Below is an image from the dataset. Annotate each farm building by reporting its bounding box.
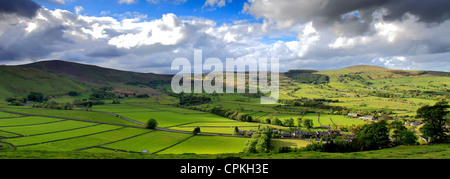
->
[359,115,377,121]
[248,130,256,136]
[315,131,330,138]
[237,130,247,135]
[293,129,343,139]
[281,132,293,138]
[293,130,315,138]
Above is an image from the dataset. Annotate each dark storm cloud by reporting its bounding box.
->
[308,0,450,24]
[382,0,450,24]
[0,25,72,62]
[245,0,450,36]
[0,0,41,18]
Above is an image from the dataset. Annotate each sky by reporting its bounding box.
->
[0,0,450,74]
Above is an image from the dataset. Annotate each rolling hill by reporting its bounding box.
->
[0,65,88,98]
[19,60,173,85]
[315,65,450,80]
[1,60,449,103]
[0,60,174,99]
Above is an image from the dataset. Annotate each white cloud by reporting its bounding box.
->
[118,0,137,5]
[372,56,413,70]
[108,13,188,48]
[203,0,231,10]
[74,6,83,15]
[81,23,108,39]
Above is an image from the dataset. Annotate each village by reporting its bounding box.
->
[235,126,351,140]
[233,112,430,141]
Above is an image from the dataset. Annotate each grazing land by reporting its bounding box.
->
[0,61,449,159]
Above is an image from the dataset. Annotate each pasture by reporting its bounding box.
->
[0,98,323,155]
[0,110,252,154]
[159,135,249,154]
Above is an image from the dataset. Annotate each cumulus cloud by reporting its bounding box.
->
[243,0,450,35]
[118,0,137,5]
[108,13,188,48]
[202,0,232,11]
[239,0,450,71]
[1,0,450,73]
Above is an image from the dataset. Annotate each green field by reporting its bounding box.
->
[1,143,448,159]
[0,107,140,126]
[0,98,320,155]
[0,111,21,118]
[0,116,64,127]
[1,62,448,159]
[95,131,192,153]
[159,135,249,154]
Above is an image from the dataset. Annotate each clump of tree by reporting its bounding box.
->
[112,99,120,104]
[351,120,391,151]
[193,127,201,135]
[67,91,80,96]
[244,128,272,153]
[90,87,115,100]
[271,117,282,126]
[146,119,158,129]
[390,121,418,146]
[210,107,254,122]
[180,94,211,105]
[5,97,26,106]
[234,127,240,135]
[302,119,314,129]
[136,94,150,98]
[283,118,295,127]
[417,100,449,144]
[32,101,74,110]
[6,91,47,106]
[27,92,45,102]
[236,113,253,122]
[73,99,105,108]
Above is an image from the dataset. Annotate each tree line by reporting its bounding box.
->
[210,107,254,122]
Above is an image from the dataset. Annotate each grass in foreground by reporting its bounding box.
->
[0,144,448,159]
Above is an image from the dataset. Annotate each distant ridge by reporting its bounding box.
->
[315,65,450,80]
[18,60,173,85]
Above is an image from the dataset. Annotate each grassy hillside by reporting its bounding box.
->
[19,60,173,86]
[0,60,175,101]
[316,65,450,80]
[1,143,448,159]
[279,65,450,118]
[0,65,88,98]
